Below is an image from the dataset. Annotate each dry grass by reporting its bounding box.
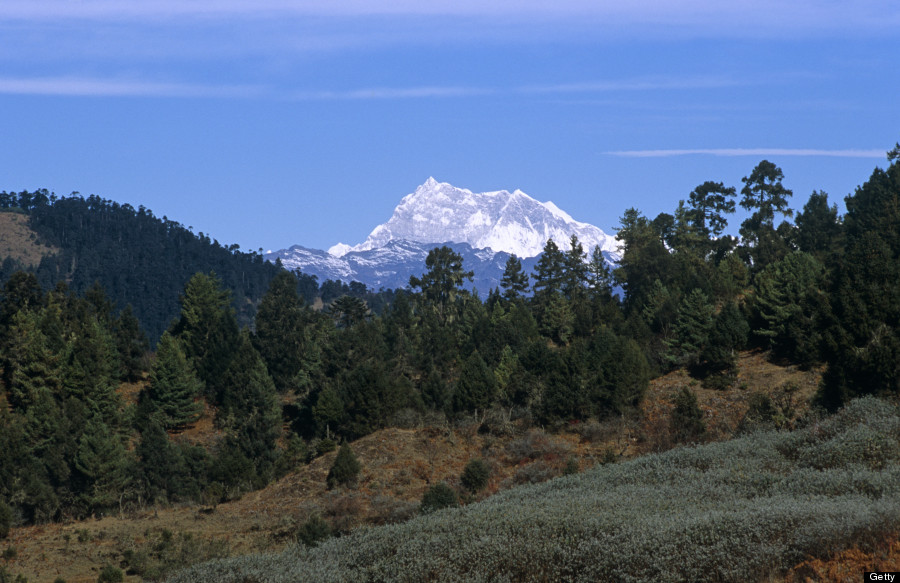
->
[0,211,57,267]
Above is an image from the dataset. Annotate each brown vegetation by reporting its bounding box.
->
[0,212,57,267]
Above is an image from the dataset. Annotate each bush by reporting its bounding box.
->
[670,387,706,443]
[420,482,458,514]
[326,443,361,489]
[97,564,123,583]
[297,514,331,548]
[460,459,490,493]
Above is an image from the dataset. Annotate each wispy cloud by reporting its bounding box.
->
[607,148,887,159]
[290,86,494,100]
[0,76,262,98]
[3,0,898,36]
[0,73,744,100]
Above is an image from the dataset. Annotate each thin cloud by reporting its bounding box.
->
[290,86,494,100]
[608,148,886,159]
[3,1,898,36]
[0,76,262,98]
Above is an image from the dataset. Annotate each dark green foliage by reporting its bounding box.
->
[0,501,11,539]
[170,272,240,402]
[686,180,737,242]
[216,333,281,488]
[144,332,203,430]
[452,351,496,414]
[699,301,748,387]
[460,459,490,493]
[297,514,332,547]
[97,564,123,583]
[420,482,458,514]
[753,251,827,366]
[795,190,841,262]
[327,295,368,328]
[408,246,473,324]
[252,270,310,393]
[327,443,361,489]
[1,193,280,342]
[820,155,900,409]
[111,305,149,382]
[738,160,794,271]
[665,289,714,370]
[670,387,706,443]
[531,239,565,300]
[500,254,529,300]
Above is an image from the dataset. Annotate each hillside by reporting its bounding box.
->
[1,193,281,340]
[169,397,900,582]
[2,352,883,583]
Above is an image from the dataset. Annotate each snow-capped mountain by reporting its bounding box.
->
[328,177,617,259]
[266,178,617,292]
[269,241,541,294]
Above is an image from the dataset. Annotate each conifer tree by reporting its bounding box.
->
[327,442,361,489]
[820,151,900,408]
[500,255,529,301]
[217,332,281,487]
[452,350,496,414]
[253,270,307,392]
[145,332,203,430]
[171,272,240,401]
[666,289,714,370]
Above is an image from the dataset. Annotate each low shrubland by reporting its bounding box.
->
[169,397,900,583]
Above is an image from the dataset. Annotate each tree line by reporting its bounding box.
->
[1,147,899,530]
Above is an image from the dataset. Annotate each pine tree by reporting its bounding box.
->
[74,418,132,513]
[819,152,900,408]
[452,350,496,415]
[532,239,565,300]
[666,289,714,370]
[409,246,473,324]
[500,255,529,301]
[218,333,282,487]
[753,251,826,366]
[145,332,203,430]
[738,160,794,271]
[327,442,361,489]
[171,272,240,401]
[253,270,307,392]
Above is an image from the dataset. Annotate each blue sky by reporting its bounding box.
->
[1,1,898,253]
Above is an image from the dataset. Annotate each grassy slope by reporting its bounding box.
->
[0,211,57,267]
[169,397,900,583]
[0,353,886,582]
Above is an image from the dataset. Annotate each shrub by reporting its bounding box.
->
[326,443,361,489]
[297,515,331,548]
[420,482,458,514]
[96,564,123,583]
[460,459,490,493]
[670,387,706,443]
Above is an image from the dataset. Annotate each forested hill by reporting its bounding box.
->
[0,191,285,340]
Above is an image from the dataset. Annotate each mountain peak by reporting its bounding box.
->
[329,178,616,259]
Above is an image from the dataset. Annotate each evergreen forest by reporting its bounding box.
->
[1,147,899,546]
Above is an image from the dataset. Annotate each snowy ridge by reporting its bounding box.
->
[267,177,619,293]
[328,177,616,258]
